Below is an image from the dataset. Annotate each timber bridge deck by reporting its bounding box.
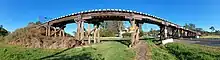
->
[41,9,201,47]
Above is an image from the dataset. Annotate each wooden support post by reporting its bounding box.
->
[46,26,48,36]
[135,27,140,44]
[93,24,97,43]
[76,21,81,40]
[59,29,62,37]
[80,21,84,43]
[62,30,65,37]
[54,27,57,37]
[48,26,51,37]
[130,19,136,47]
[88,24,91,44]
[160,25,168,40]
[97,28,100,43]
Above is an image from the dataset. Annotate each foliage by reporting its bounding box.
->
[209,26,215,32]
[165,43,220,60]
[122,32,131,37]
[0,42,135,60]
[101,21,124,34]
[100,29,115,37]
[147,28,160,37]
[184,23,196,30]
[145,40,177,60]
[0,25,9,36]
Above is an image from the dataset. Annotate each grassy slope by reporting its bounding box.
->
[166,43,220,60]
[145,40,177,60]
[0,42,135,60]
[200,35,220,38]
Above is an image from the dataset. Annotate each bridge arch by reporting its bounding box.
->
[43,9,200,47]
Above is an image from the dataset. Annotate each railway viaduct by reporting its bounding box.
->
[42,9,201,47]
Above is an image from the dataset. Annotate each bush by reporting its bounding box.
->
[122,33,131,38]
[0,26,9,36]
[100,29,115,37]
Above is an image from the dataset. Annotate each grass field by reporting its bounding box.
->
[145,40,177,60]
[1,38,220,60]
[200,35,220,38]
[165,43,220,60]
[0,42,135,60]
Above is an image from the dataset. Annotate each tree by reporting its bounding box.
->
[184,23,196,30]
[195,28,203,32]
[0,25,9,36]
[101,21,124,34]
[209,26,215,32]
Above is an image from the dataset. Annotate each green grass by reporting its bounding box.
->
[165,43,220,60]
[145,40,177,60]
[0,42,135,60]
[200,35,220,38]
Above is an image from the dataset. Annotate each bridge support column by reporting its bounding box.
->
[48,25,51,36]
[129,18,140,47]
[53,27,57,37]
[76,19,85,44]
[177,29,181,38]
[160,25,168,40]
[87,23,91,44]
[93,23,100,43]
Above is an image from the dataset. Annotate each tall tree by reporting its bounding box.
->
[0,25,9,36]
[184,23,196,30]
[101,21,124,34]
[209,26,215,32]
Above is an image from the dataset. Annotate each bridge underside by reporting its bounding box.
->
[42,9,200,47]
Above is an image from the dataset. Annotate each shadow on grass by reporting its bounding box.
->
[45,52,104,60]
[38,48,72,60]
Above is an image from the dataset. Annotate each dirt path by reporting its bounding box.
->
[133,40,151,60]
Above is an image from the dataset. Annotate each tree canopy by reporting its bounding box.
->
[0,25,9,36]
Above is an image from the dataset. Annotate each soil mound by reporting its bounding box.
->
[5,24,81,49]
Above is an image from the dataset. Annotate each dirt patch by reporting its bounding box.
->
[4,24,82,49]
[133,40,151,60]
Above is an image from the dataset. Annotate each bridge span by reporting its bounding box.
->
[42,9,201,47]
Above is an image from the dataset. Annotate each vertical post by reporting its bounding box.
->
[97,28,100,43]
[54,27,57,37]
[178,29,181,38]
[59,28,62,37]
[88,23,91,44]
[80,20,84,43]
[160,25,167,40]
[135,27,140,43]
[62,30,65,37]
[130,18,136,47]
[46,26,48,36]
[93,24,97,43]
[76,21,81,40]
[48,26,51,37]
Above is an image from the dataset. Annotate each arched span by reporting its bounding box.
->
[43,9,199,34]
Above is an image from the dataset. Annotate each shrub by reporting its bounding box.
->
[100,29,115,37]
[122,33,131,38]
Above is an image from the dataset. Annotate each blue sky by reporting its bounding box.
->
[0,0,220,34]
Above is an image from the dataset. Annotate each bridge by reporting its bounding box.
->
[42,9,201,47]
